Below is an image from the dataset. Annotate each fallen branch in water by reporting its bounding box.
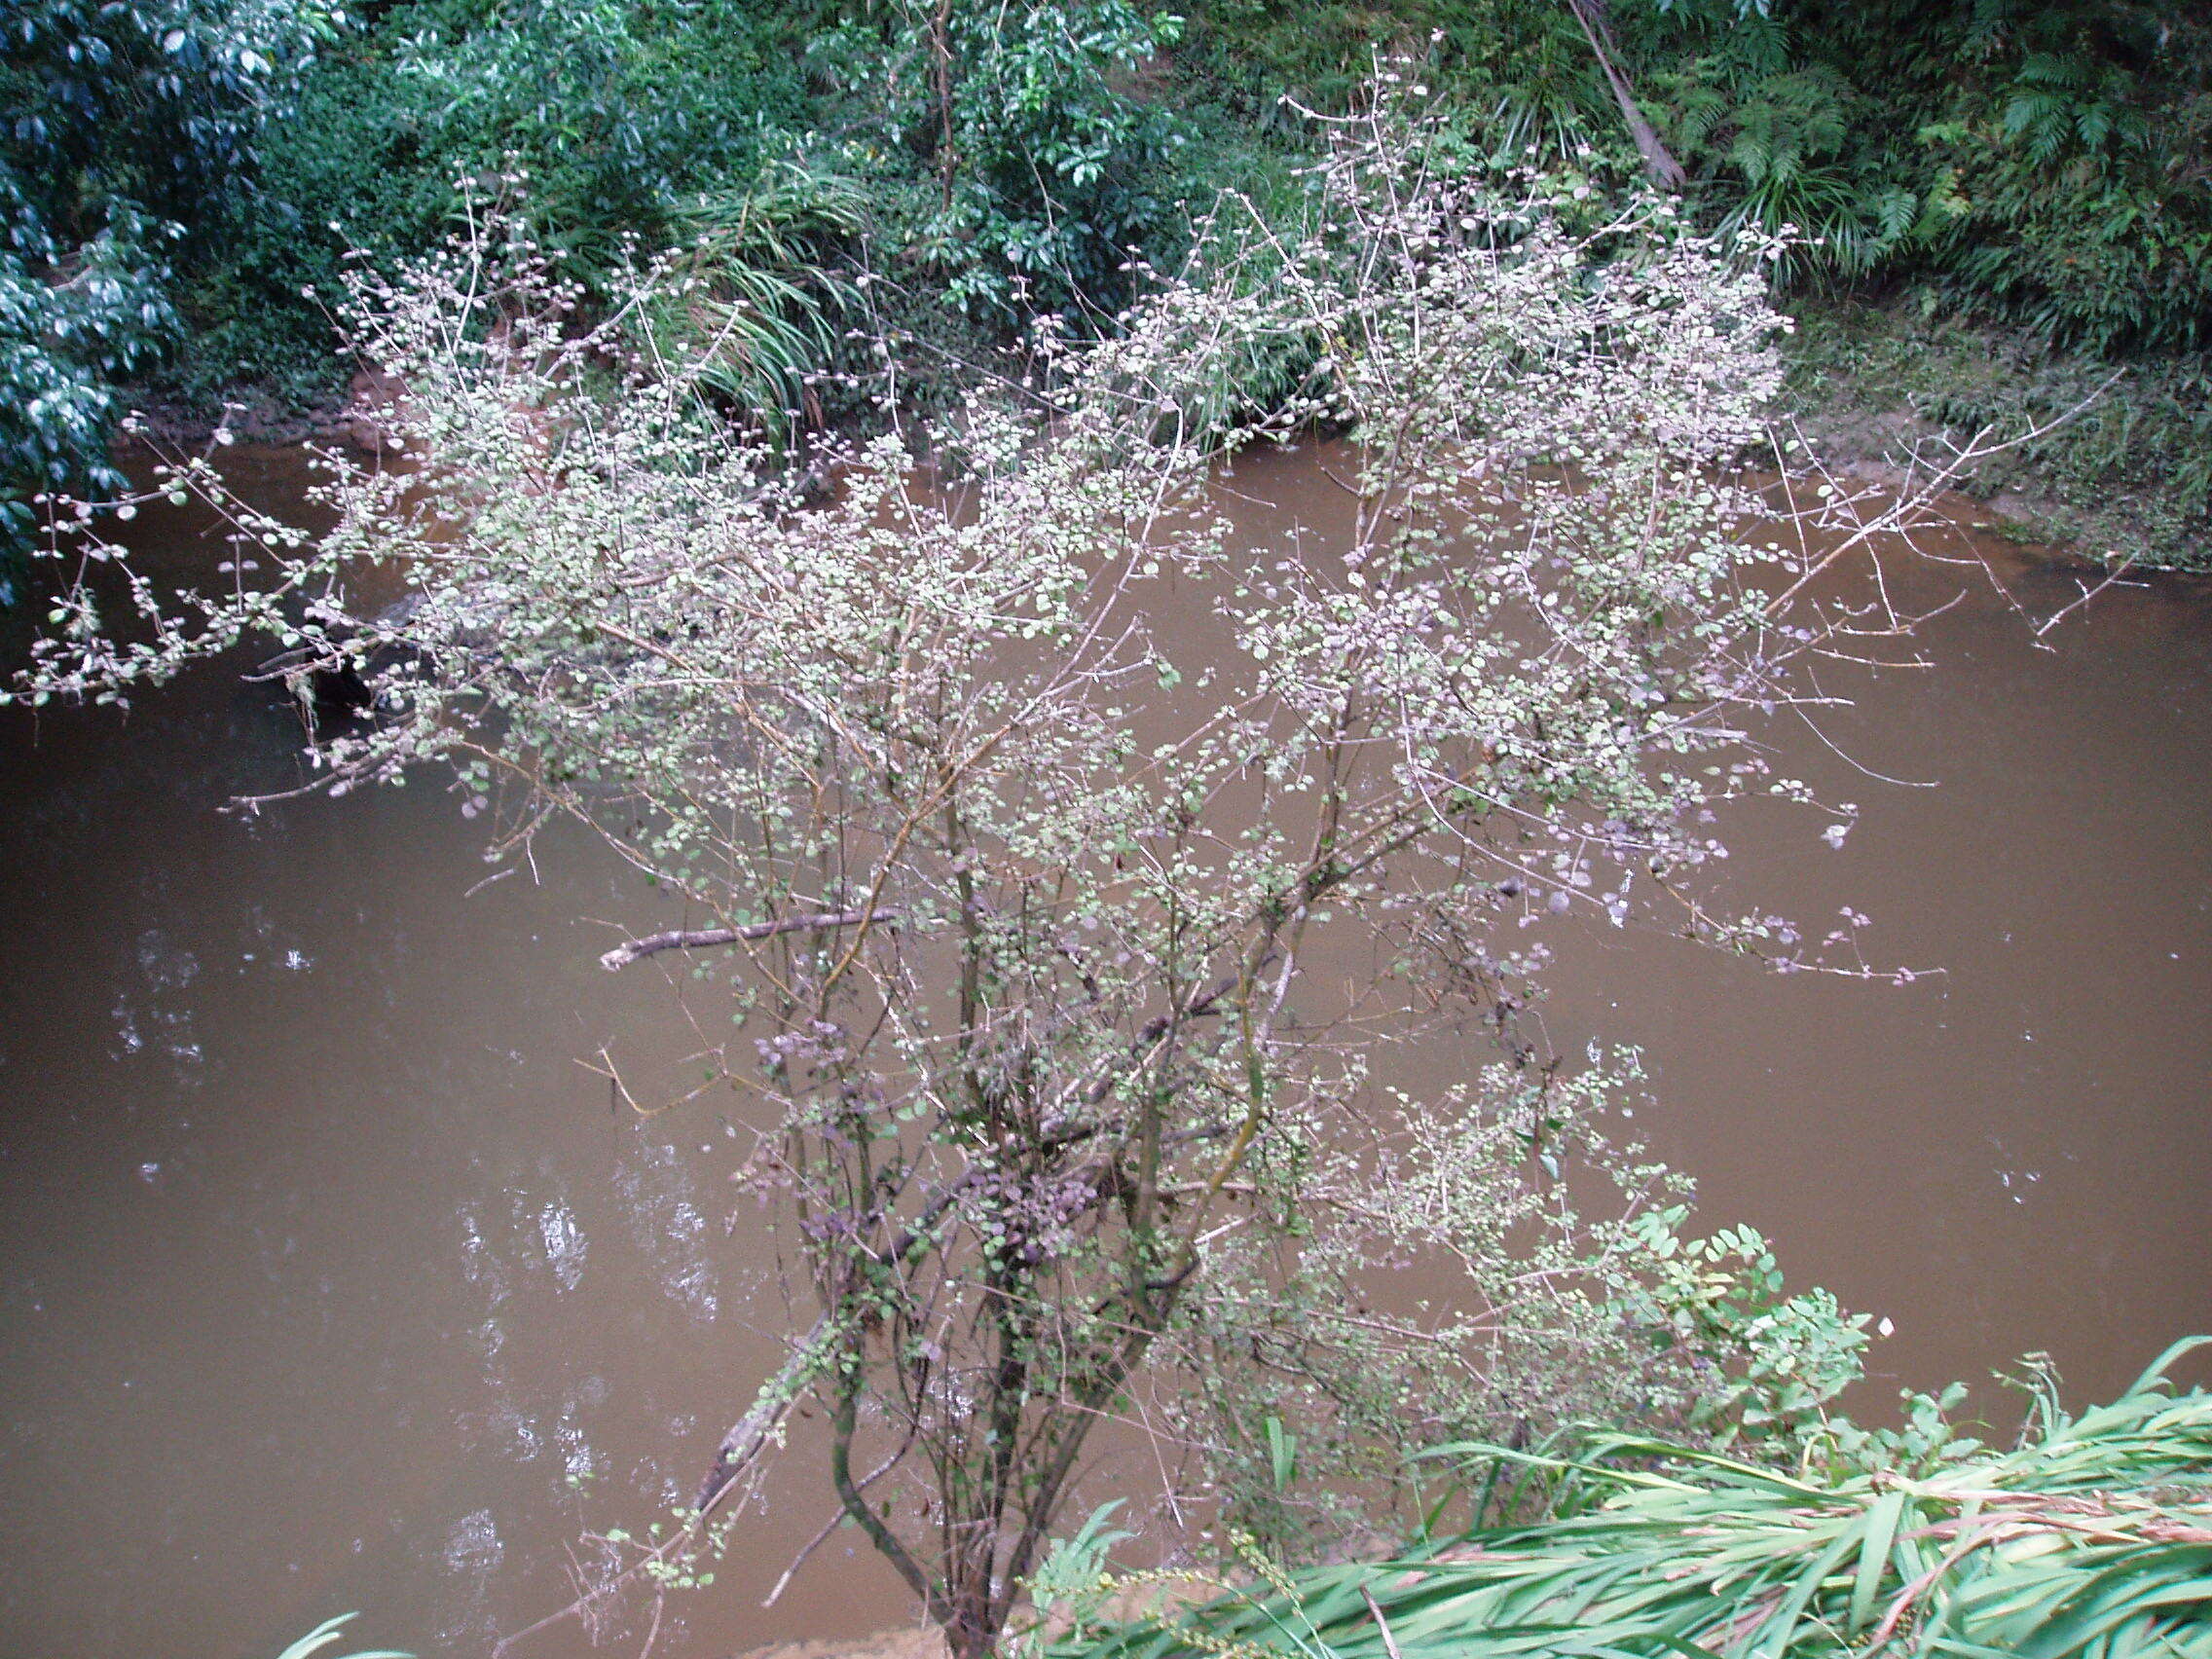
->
[599,908,901,971]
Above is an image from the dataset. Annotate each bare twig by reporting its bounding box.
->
[600,908,903,972]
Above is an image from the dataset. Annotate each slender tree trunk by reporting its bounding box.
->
[932,0,958,206]
[1563,0,1688,190]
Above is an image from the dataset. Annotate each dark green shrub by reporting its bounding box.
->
[808,0,1188,324]
[181,0,815,398]
[0,0,334,558]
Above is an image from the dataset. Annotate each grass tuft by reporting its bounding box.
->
[1062,1339,2212,1659]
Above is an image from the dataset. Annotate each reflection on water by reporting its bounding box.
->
[0,445,2208,1657]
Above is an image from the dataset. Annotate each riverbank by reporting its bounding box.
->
[1780,302,2212,575]
[125,307,2205,588]
[121,365,407,457]
[729,1630,945,1659]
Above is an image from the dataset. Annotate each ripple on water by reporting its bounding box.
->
[614,1141,721,1323]
[536,1198,587,1291]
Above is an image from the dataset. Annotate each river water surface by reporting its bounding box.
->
[1,444,2208,1658]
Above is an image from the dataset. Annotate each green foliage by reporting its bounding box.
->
[1060,1339,2212,1659]
[1175,0,1436,116]
[651,152,869,444]
[1919,106,2212,355]
[1,0,334,232]
[1620,1205,1870,1450]
[273,1612,408,1659]
[0,0,335,553]
[1637,1,2212,351]
[1178,0,1612,159]
[0,217,176,579]
[375,0,803,272]
[179,0,1209,397]
[1183,0,2211,354]
[171,46,452,399]
[183,0,813,397]
[1021,1501,1140,1659]
[811,0,1188,321]
[1908,7,2209,354]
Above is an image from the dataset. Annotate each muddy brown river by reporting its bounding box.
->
[1,444,2208,1658]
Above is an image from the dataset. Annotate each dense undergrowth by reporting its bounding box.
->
[1046,1340,2212,1659]
[6,0,2209,570]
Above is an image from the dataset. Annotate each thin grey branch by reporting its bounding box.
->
[600,908,902,972]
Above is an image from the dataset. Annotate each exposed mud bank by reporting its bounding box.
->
[121,366,405,456]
